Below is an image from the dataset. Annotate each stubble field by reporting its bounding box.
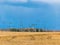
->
[0,31,60,45]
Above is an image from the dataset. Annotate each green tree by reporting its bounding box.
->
[10,28,20,32]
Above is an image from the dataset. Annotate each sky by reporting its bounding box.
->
[0,0,60,3]
[32,0,60,3]
[5,0,60,3]
[0,0,60,30]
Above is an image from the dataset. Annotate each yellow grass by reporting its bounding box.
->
[0,31,60,45]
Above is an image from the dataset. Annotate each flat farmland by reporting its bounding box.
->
[0,32,60,45]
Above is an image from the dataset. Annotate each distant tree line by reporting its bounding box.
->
[8,28,53,32]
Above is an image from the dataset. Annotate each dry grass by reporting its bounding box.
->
[0,31,60,45]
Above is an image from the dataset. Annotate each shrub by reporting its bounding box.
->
[40,29,44,32]
[10,28,20,32]
[36,29,39,32]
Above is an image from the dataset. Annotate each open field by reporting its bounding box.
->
[0,32,60,45]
